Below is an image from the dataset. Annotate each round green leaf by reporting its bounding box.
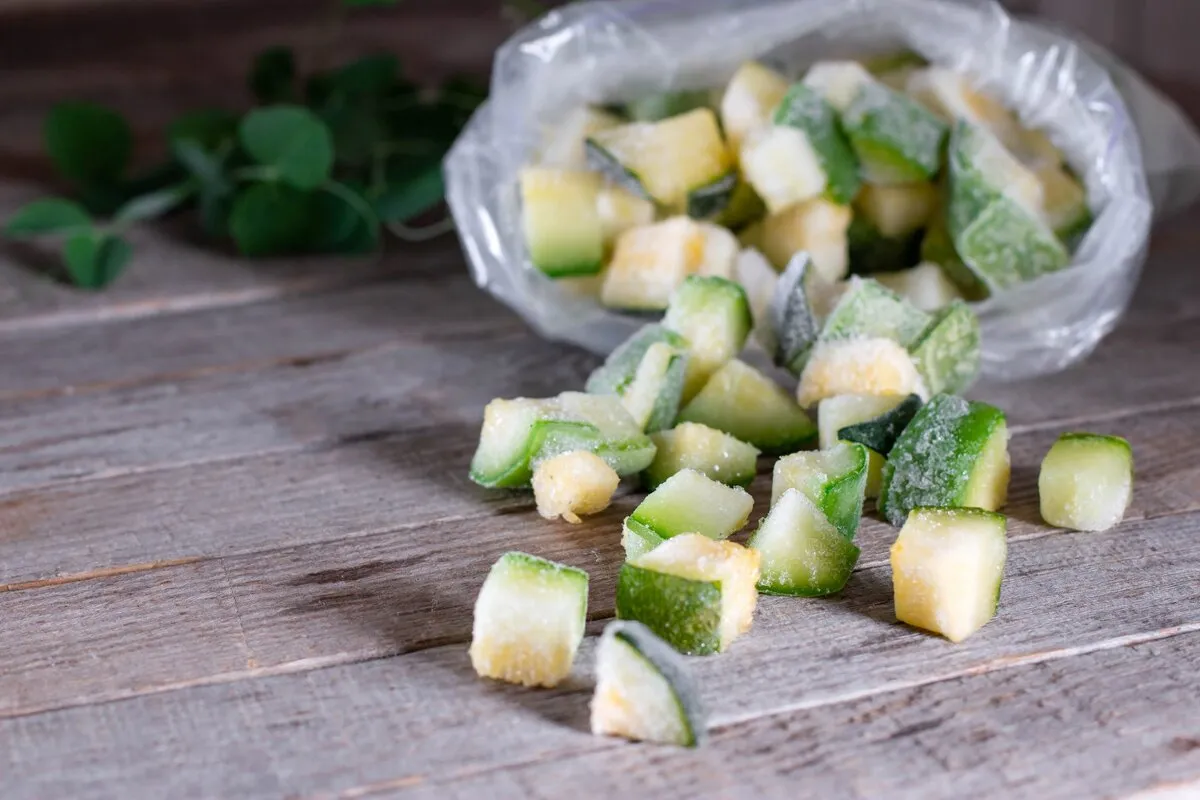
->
[229,182,317,256]
[4,198,91,237]
[169,110,239,151]
[45,102,132,186]
[238,106,335,190]
[63,232,132,289]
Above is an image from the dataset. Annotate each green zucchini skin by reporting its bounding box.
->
[837,393,923,455]
[615,563,723,656]
[772,83,862,205]
[686,171,739,220]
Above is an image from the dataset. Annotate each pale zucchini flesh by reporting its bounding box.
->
[771,441,869,540]
[532,451,620,524]
[872,262,965,312]
[520,168,605,277]
[720,61,792,152]
[772,83,862,205]
[739,125,829,214]
[797,338,927,409]
[600,217,706,311]
[586,324,688,433]
[758,198,853,282]
[644,422,761,490]
[750,488,861,596]
[663,275,753,403]
[1038,433,1133,532]
[629,468,754,542]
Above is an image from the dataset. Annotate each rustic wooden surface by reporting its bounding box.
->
[1,1,1200,798]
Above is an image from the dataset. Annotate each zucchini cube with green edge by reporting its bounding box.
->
[601,218,737,311]
[679,359,817,456]
[768,252,847,376]
[855,182,939,239]
[714,179,768,230]
[663,275,752,402]
[590,620,706,747]
[1037,163,1092,246]
[628,468,754,545]
[520,168,604,277]
[872,262,965,313]
[720,61,791,152]
[538,106,622,169]
[880,394,1010,527]
[759,197,853,281]
[819,393,920,498]
[820,276,932,349]
[469,552,589,687]
[597,184,656,253]
[616,534,761,655]
[772,83,862,205]
[586,324,688,433]
[771,442,869,539]
[891,507,1007,643]
[644,423,760,491]
[739,126,828,214]
[921,208,990,302]
[797,338,927,408]
[585,108,735,214]
[532,451,620,524]
[750,488,861,596]
[1039,433,1133,532]
[469,392,656,489]
[909,300,981,396]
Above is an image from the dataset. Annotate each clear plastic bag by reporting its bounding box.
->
[445,0,1200,381]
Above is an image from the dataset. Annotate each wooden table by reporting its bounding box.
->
[0,195,1197,797]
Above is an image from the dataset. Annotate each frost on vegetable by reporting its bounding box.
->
[644,422,761,490]
[771,442,869,540]
[797,337,926,409]
[586,324,688,432]
[532,451,620,524]
[680,359,817,455]
[1039,433,1133,532]
[749,488,861,597]
[628,468,754,544]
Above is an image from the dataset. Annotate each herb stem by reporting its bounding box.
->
[387,216,456,242]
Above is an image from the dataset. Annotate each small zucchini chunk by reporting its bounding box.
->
[734,247,779,338]
[597,184,657,254]
[759,197,854,282]
[818,393,919,498]
[947,121,1068,292]
[586,108,735,214]
[739,125,828,214]
[771,441,869,540]
[904,67,1016,142]
[749,488,861,597]
[520,168,605,277]
[855,181,939,240]
[871,262,965,312]
[797,338,927,409]
[469,392,656,489]
[616,534,761,655]
[720,61,792,152]
[820,276,933,350]
[921,207,990,302]
[623,468,754,559]
[1038,433,1133,532]
[772,83,862,205]
[909,300,981,396]
[644,422,760,491]
[679,359,817,456]
[591,620,707,747]
[538,106,623,169]
[586,324,688,433]
[663,275,753,402]
[768,252,846,376]
[469,552,589,687]
[1037,163,1092,247]
[805,61,948,185]
[600,217,736,311]
[880,394,1010,527]
[532,451,621,524]
[891,507,1007,643]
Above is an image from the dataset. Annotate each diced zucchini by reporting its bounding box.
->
[856,182,939,239]
[768,252,826,374]
[891,507,1007,643]
[834,393,923,455]
[749,488,861,596]
[469,392,656,489]
[663,275,753,402]
[597,184,657,252]
[734,247,778,336]
[469,552,589,687]
[879,394,1010,526]
[818,393,915,498]
[624,90,714,123]
[905,67,1015,141]
[531,449,620,524]
[921,206,989,301]
[847,216,922,276]
[715,179,768,230]
[694,223,740,280]
[771,441,869,539]
[909,300,981,396]
[797,338,927,409]
[819,276,932,349]
[644,422,761,490]
[772,83,862,205]
[586,324,688,432]
[586,108,735,213]
[539,106,623,169]
[720,61,792,152]
[686,173,740,221]
[872,262,965,312]
[947,121,1067,292]
[739,125,828,214]
[520,168,604,277]
[591,620,706,747]
[679,359,818,455]
[616,534,761,655]
[1037,164,1092,246]
[622,518,666,561]
[759,197,853,282]
[600,217,709,310]
[806,62,947,185]
[629,468,754,543]
[1038,433,1133,532]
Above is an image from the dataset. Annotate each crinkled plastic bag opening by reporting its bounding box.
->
[446,0,1200,381]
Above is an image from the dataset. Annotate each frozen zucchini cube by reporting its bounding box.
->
[469,552,589,687]
[740,125,829,213]
[855,181,939,239]
[908,300,981,396]
[597,184,657,252]
[819,393,920,498]
[601,217,734,310]
[626,468,754,549]
[720,61,792,151]
[771,441,869,539]
[891,507,1007,642]
[644,422,761,491]
[771,83,862,205]
[797,338,927,409]
[759,197,853,282]
[663,275,753,402]
[750,488,861,597]
[586,324,688,433]
[872,262,965,312]
[532,451,621,524]
[520,168,605,277]
[820,276,932,349]
[1039,433,1133,532]
[679,359,817,455]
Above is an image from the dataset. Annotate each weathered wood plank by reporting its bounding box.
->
[1,515,1196,798]
[410,632,1200,800]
